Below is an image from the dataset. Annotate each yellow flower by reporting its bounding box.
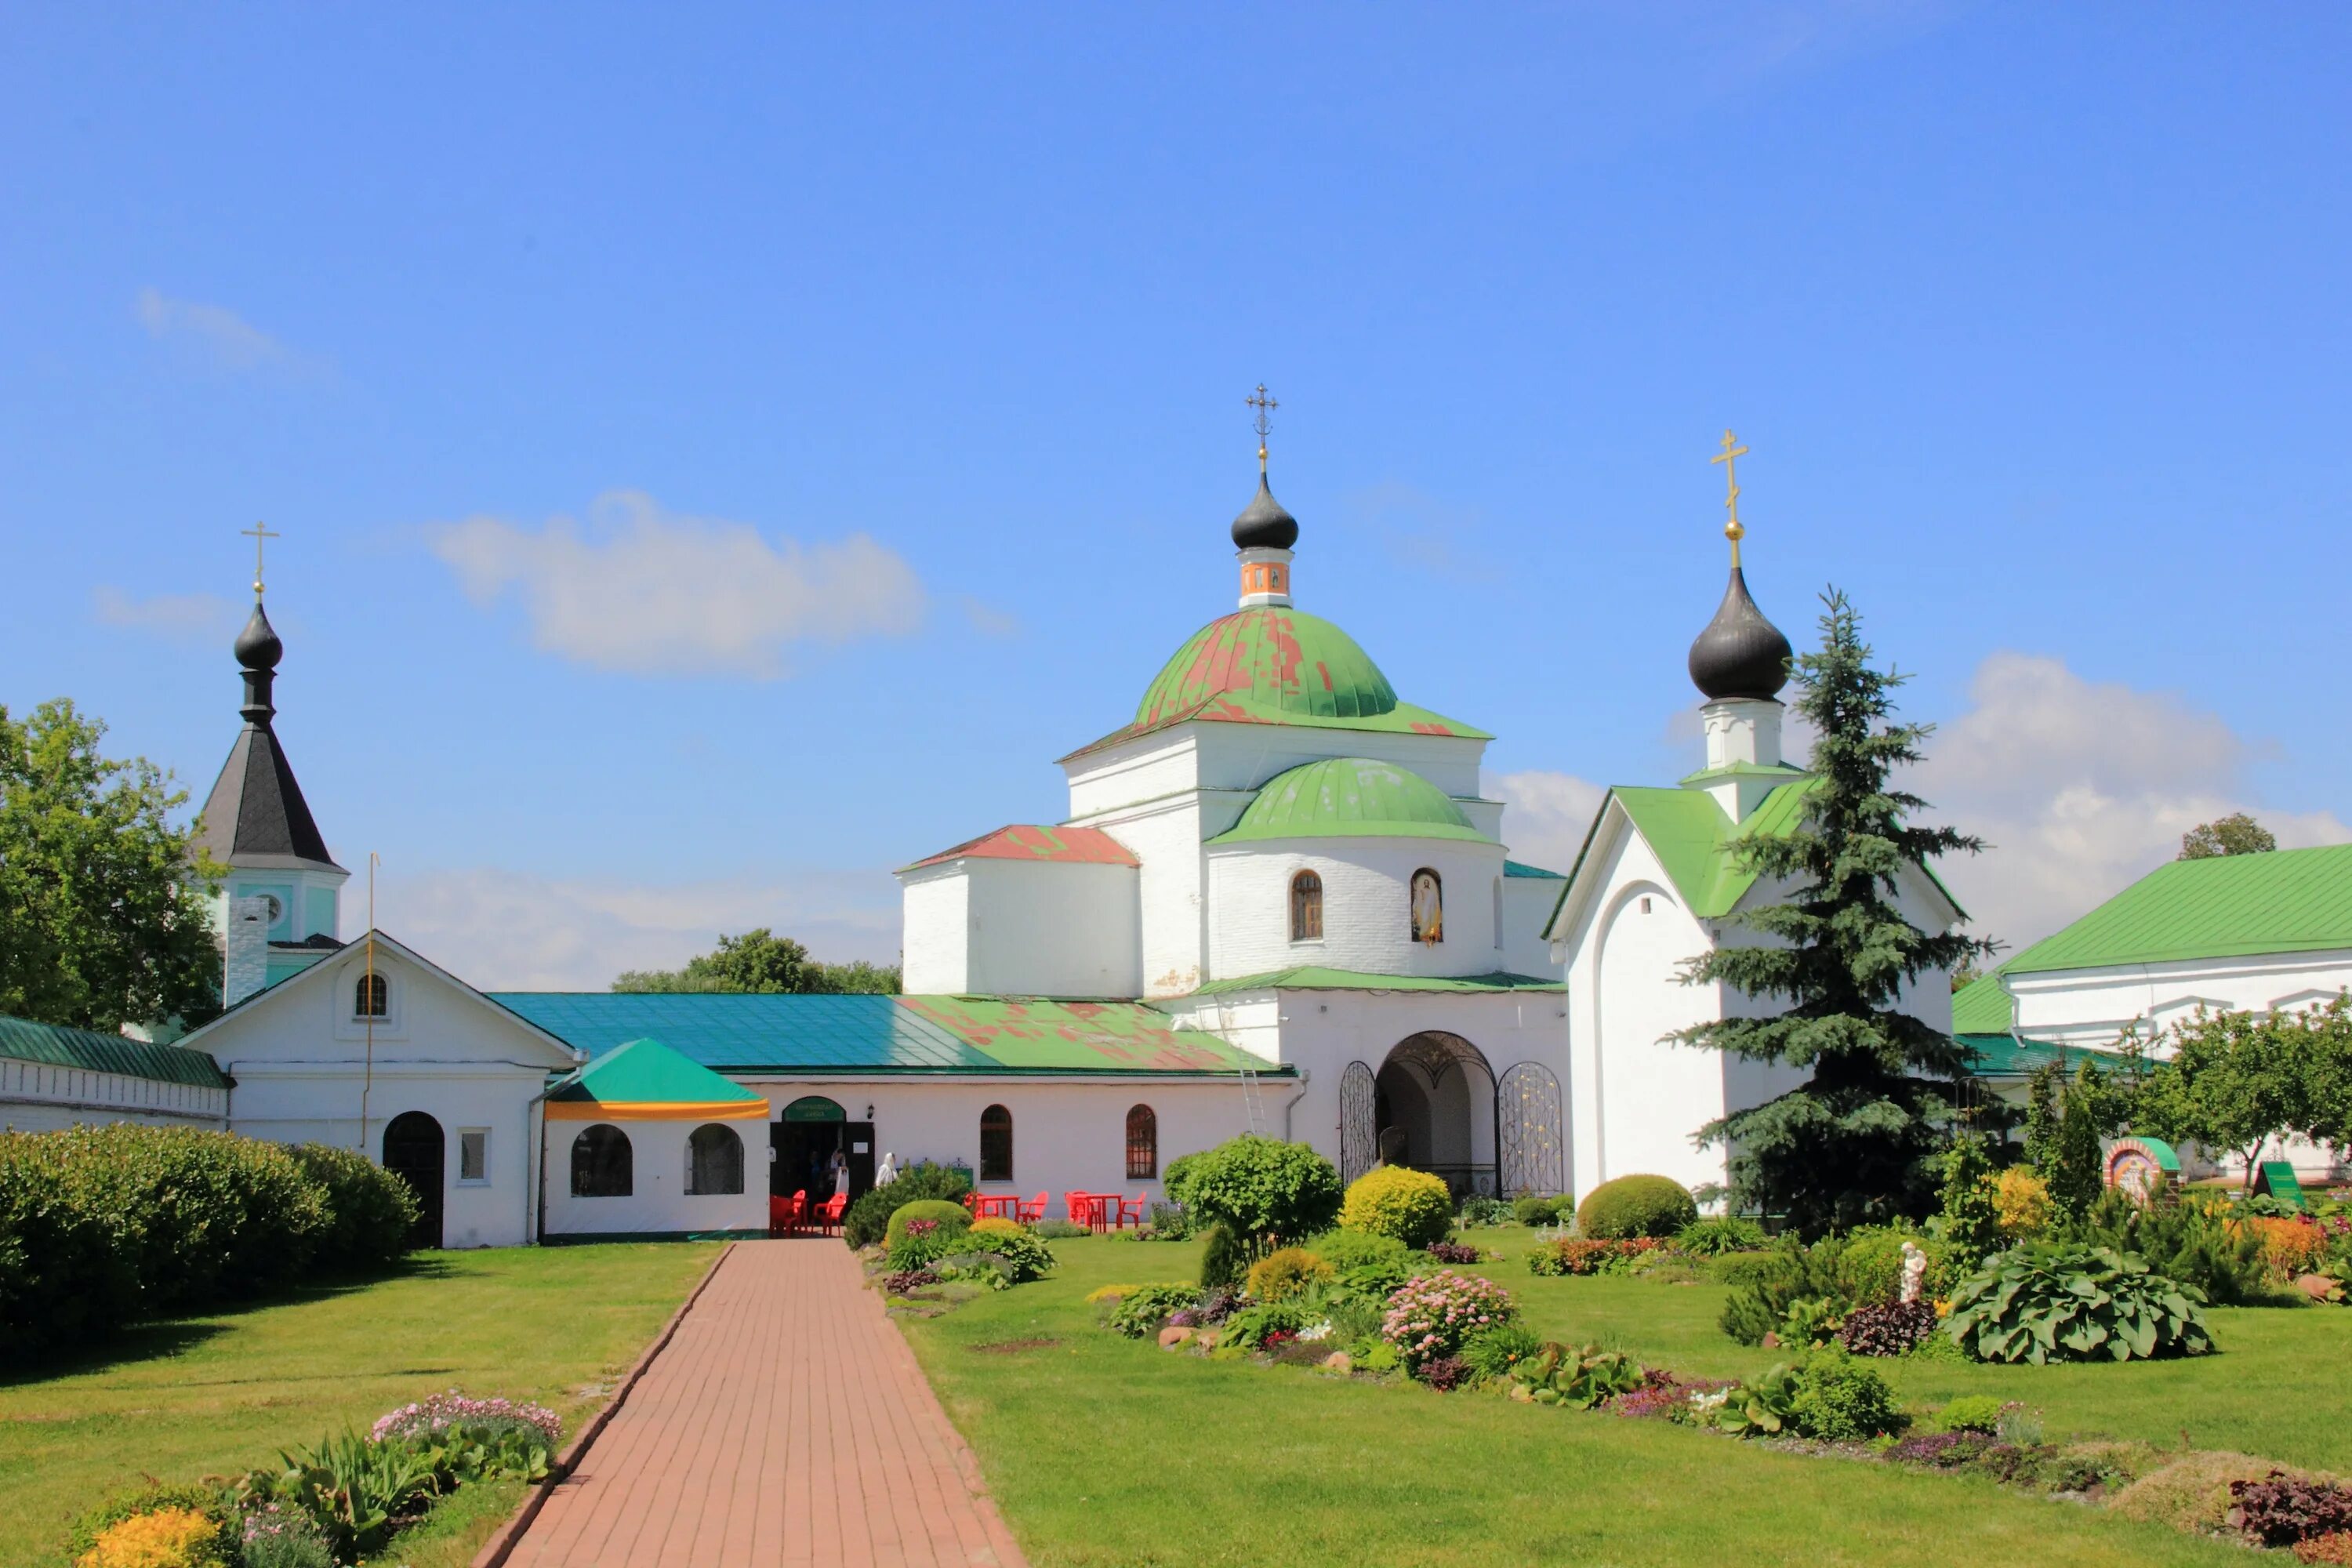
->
[1991,1167,2053,1237]
[76,1508,220,1568]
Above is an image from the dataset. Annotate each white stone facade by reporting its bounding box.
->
[0,1057,228,1133]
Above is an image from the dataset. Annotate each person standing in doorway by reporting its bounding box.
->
[828,1145,851,1201]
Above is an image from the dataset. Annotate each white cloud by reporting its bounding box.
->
[1491,768,1610,876]
[430,490,927,677]
[93,586,241,642]
[358,866,901,991]
[961,596,1022,637]
[1912,653,2351,953]
[133,288,299,372]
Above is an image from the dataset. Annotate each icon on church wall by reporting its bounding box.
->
[1410,869,1443,945]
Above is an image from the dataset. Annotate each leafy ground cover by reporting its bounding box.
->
[904,1232,2278,1567]
[0,1242,718,1566]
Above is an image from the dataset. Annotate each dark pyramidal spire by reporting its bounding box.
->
[1686,430,1791,702]
[193,529,342,871]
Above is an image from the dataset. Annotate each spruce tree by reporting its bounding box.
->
[1677,590,1995,1235]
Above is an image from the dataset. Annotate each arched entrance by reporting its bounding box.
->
[383,1110,445,1250]
[770,1095,876,1205]
[1368,1033,1497,1200]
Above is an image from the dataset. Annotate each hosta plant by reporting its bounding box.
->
[1507,1341,1650,1410]
[1944,1244,2212,1364]
[1711,1363,1803,1437]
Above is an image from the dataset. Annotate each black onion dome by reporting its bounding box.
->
[234,601,284,670]
[1231,476,1300,550]
[1687,566,1791,701]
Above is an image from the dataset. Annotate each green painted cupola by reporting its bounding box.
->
[1208,756,1495,845]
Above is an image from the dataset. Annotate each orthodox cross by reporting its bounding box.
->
[1709,430,1749,562]
[1247,383,1278,472]
[241,521,281,597]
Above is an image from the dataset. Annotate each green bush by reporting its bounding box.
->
[953,1229,1055,1286]
[1718,1237,1847,1346]
[1928,1394,2007,1435]
[1303,1229,1411,1298]
[1512,1194,1572,1227]
[1105,1283,1202,1338]
[883,1200,973,1254]
[1577,1174,1697,1240]
[1455,1193,1515,1227]
[1244,1246,1334,1301]
[1200,1222,1250,1289]
[1674,1216,1766,1255]
[1179,1136,1342,1254]
[1339,1166,1454,1249]
[1788,1347,1904,1440]
[1836,1227,1955,1306]
[844,1163,971,1248]
[1161,1149,1210,1209]
[288,1143,419,1271]
[1461,1321,1545,1379]
[2067,1183,2267,1305]
[1946,1243,2213,1364]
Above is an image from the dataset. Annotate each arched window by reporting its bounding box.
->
[1410,869,1444,946]
[1290,869,1323,942]
[685,1123,745,1196]
[979,1103,1013,1182]
[355,973,388,1018]
[570,1123,633,1197]
[1125,1104,1158,1179]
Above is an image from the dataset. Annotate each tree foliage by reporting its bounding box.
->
[2135,1000,2352,1186]
[1676,591,1995,1235]
[0,699,223,1032]
[2179,812,2277,860]
[612,927,900,994]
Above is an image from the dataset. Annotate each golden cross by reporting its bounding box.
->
[1247,383,1278,471]
[1708,430,1749,561]
[241,520,280,597]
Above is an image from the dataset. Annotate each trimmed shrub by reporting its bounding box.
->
[1926,1395,2006,1435]
[1200,1223,1250,1289]
[884,1200,974,1254]
[1180,1136,1343,1254]
[843,1162,970,1249]
[1341,1166,1455,1249]
[1835,1228,1955,1306]
[1244,1246,1334,1301]
[1512,1194,1572,1227]
[1577,1174,1697,1240]
[1788,1347,1903,1441]
[288,1143,419,1272]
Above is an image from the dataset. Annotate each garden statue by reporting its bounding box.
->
[877,1152,898,1187]
[1899,1240,1926,1304]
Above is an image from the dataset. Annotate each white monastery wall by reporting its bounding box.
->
[899,869,970,994]
[1501,879,1566,978]
[962,860,1140,997]
[0,1058,229,1132]
[1062,733,1203,819]
[1070,794,1206,997]
[543,1116,768,1239]
[2005,947,2352,1051]
[1186,724,1489,800]
[1205,837,1508,982]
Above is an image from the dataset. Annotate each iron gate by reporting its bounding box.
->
[1338,1060,1377,1186]
[1494,1060,1565,1197]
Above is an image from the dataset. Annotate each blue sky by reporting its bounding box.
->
[5,3,2347,985]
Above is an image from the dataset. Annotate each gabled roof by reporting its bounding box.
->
[488,993,1283,1076]
[1206,757,1494,846]
[900,824,1138,873]
[1181,967,1563,997]
[1504,860,1566,880]
[2000,843,2352,975]
[194,723,341,872]
[1951,971,2014,1035]
[0,1014,229,1088]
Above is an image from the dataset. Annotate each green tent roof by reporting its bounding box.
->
[1559,779,1820,922]
[1183,967,1564,997]
[0,1014,229,1089]
[1064,607,1486,759]
[2001,843,2352,975]
[547,1036,764,1104]
[1207,757,1494,846]
[490,993,1283,1076]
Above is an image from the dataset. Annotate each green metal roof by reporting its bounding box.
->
[1504,860,1566,880]
[549,1036,765,1103]
[1950,971,2014,1035]
[0,1014,229,1089]
[1183,967,1564,997]
[1064,607,1487,759]
[1207,757,1494,847]
[1960,1032,2125,1080]
[2001,843,2352,975]
[1580,779,1820,920]
[488,993,1279,1076]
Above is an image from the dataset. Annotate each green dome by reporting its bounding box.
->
[1207,757,1495,845]
[1136,608,1398,728]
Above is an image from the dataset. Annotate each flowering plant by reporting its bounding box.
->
[371,1392,563,1450]
[1526,1237,1656,1276]
[1379,1270,1518,1372]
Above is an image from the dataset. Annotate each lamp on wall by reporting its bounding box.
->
[865,1104,874,1121]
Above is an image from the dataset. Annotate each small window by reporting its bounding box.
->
[686,1123,746,1196]
[1290,869,1323,942]
[1125,1104,1158,1179]
[570,1123,633,1197]
[1410,869,1444,945]
[457,1128,489,1184]
[354,973,389,1018]
[979,1103,1013,1182]
[1639,896,1653,915]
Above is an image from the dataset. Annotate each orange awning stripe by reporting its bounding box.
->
[546,1098,769,1122]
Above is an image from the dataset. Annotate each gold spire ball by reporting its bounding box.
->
[1708,430,1749,566]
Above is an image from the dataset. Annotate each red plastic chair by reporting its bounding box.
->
[961,1192,982,1217]
[1117,1193,1149,1229]
[768,1194,794,1237]
[1063,1192,1092,1228]
[815,1192,848,1236]
[1017,1191,1048,1225]
[784,1189,808,1235]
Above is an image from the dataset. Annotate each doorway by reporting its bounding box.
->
[383,1110,445,1249]
[770,1096,875,1207]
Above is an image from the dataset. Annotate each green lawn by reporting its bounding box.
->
[0,1242,720,1568]
[902,1231,2342,1568]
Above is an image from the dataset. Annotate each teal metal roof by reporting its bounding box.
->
[2002,843,2352,975]
[1207,757,1494,846]
[488,993,1281,1076]
[1504,860,1566,880]
[1960,1032,2126,1080]
[549,1037,766,1104]
[0,1014,230,1089]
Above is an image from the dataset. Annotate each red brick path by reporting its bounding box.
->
[504,1237,1029,1566]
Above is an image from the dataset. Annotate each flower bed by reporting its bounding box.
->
[1526,1236,1657,1276]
